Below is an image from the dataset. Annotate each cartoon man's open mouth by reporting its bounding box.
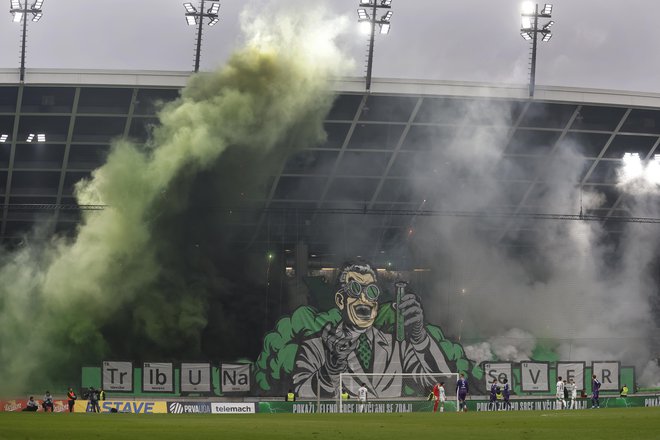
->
[353,304,373,320]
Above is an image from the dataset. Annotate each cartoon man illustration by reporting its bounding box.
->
[292,262,453,398]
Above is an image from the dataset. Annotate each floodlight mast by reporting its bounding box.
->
[357,0,393,92]
[9,0,44,83]
[183,0,220,72]
[520,2,553,97]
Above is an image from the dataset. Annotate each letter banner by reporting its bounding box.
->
[592,361,620,391]
[520,362,549,392]
[180,362,212,393]
[167,401,212,414]
[557,362,585,390]
[211,402,256,414]
[220,363,251,392]
[143,362,174,392]
[483,363,512,389]
[103,361,133,392]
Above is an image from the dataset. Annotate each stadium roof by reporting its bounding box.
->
[2,69,660,264]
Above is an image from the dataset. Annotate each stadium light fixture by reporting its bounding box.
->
[25,133,45,143]
[9,0,44,82]
[182,0,220,72]
[520,2,554,97]
[356,0,393,91]
[0,134,8,143]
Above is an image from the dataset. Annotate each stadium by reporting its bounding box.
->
[2,0,660,439]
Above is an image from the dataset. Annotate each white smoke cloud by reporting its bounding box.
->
[407,100,660,374]
[639,360,660,388]
[464,342,493,365]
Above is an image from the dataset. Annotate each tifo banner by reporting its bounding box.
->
[103,361,133,392]
[211,402,255,414]
[167,401,212,414]
[520,362,549,392]
[180,363,212,393]
[593,361,620,391]
[557,362,585,390]
[220,363,250,392]
[76,400,167,414]
[143,362,174,392]
[0,399,68,412]
[254,262,480,398]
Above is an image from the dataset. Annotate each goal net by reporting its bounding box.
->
[338,372,460,413]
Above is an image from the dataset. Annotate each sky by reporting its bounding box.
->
[1,0,660,94]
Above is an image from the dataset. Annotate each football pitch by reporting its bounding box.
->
[1,407,659,440]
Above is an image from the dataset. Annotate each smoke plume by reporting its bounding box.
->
[399,100,660,384]
[0,2,349,395]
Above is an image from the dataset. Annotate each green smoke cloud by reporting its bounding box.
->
[0,3,350,395]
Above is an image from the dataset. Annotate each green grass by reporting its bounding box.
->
[2,407,660,440]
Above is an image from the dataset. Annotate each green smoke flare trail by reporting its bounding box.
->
[0,4,350,395]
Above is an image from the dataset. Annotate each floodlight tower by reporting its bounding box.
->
[520,2,554,97]
[9,0,44,83]
[183,1,220,72]
[357,0,393,92]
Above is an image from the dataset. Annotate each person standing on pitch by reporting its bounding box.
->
[88,387,100,413]
[591,375,601,408]
[432,381,446,413]
[502,378,511,410]
[555,376,565,410]
[358,382,368,413]
[456,373,469,412]
[567,378,577,409]
[66,387,77,413]
[489,379,500,411]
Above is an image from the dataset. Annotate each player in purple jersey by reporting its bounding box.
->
[456,373,469,412]
[502,378,511,410]
[489,379,500,411]
[591,375,601,408]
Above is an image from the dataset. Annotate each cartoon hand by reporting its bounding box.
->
[321,323,359,375]
[398,292,426,343]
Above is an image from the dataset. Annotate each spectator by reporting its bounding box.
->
[22,396,38,412]
[42,391,54,412]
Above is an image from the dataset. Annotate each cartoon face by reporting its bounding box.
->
[335,270,380,328]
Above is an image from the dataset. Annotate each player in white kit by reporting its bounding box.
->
[556,376,566,410]
[568,378,578,409]
[358,383,368,413]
